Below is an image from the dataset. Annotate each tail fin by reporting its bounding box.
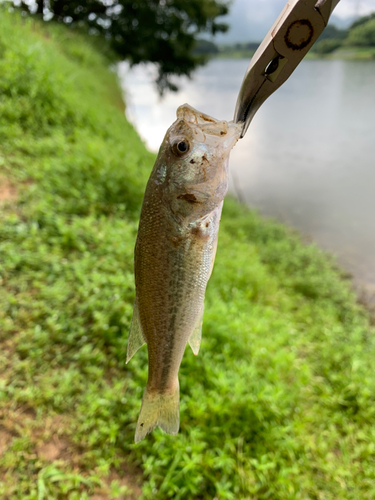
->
[134,382,180,443]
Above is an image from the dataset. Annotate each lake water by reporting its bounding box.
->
[119,58,375,292]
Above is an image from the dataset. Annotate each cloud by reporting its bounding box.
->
[335,0,375,19]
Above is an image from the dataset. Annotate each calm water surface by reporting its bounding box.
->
[119,59,375,288]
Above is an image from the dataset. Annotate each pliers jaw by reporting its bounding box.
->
[234,0,341,138]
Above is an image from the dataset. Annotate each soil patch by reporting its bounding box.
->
[0,176,17,203]
[0,429,13,457]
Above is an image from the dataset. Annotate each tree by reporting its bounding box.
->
[345,18,375,47]
[313,38,342,54]
[11,0,230,92]
[316,24,347,42]
[193,39,219,56]
[349,12,375,31]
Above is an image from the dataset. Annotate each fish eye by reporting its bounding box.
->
[177,141,188,152]
[171,138,190,157]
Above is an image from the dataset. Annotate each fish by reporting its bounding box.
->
[127,104,241,443]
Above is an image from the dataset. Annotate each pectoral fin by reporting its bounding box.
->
[188,305,204,356]
[126,298,146,363]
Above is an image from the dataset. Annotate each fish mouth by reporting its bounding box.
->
[176,103,242,149]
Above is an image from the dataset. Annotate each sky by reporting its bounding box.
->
[215,0,375,43]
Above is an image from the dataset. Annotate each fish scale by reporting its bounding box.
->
[127,104,241,442]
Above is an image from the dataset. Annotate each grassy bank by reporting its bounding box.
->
[1,10,375,500]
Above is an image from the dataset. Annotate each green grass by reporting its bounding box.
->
[1,8,375,500]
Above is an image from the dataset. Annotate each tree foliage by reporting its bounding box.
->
[350,12,375,30]
[313,38,342,54]
[311,14,375,54]
[316,24,347,41]
[345,17,375,47]
[11,0,230,92]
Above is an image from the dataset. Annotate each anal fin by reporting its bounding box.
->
[126,298,146,363]
[188,305,204,356]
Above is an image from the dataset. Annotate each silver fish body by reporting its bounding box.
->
[127,104,241,442]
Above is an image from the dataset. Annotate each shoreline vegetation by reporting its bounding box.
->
[1,9,375,500]
[214,45,375,60]
[196,14,375,60]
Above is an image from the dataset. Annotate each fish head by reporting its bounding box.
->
[154,104,241,221]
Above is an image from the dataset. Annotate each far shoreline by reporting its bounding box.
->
[213,46,375,60]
